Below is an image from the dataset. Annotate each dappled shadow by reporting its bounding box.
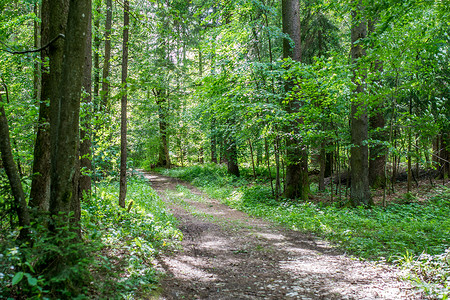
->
[142,171,420,300]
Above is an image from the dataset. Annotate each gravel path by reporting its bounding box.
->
[142,171,422,300]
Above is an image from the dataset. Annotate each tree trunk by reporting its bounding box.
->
[226,136,240,177]
[350,0,372,207]
[211,118,217,163]
[156,93,171,168]
[249,140,256,178]
[33,3,41,103]
[319,144,326,191]
[93,1,101,101]
[79,2,92,202]
[0,92,30,239]
[369,111,386,188]
[30,0,68,211]
[101,0,112,110]
[49,0,90,223]
[367,20,386,189]
[282,0,309,200]
[119,0,129,208]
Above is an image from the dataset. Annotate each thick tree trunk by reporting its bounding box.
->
[367,20,386,189]
[369,111,386,188]
[0,93,30,239]
[350,0,372,207]
[50,0,90,222]
[119,0,129,208]
[226,137,240,177]
[30,0,68,211]
[101,0,112,110]
[282,0,309,200]
[79,3,92,202]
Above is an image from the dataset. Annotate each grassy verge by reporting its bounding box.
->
[1,175,181,299]
[161,164,450,299]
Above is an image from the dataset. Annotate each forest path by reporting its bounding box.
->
[141,171,420,300]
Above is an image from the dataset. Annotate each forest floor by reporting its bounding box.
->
[142,171,423,300]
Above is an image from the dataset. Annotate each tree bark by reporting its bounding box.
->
[0,92,30,239]
[156,92,171,168]
[119,0,129,208]
[30,0,68,211]
[350,0,372,206]
[226,136,240,177]
[49,0,90,222]
[282,0,309,200]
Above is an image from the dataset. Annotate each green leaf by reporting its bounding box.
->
[11,272,24,285]
[25,273,38,286]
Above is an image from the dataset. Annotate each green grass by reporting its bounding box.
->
[162,164,450,299]
[1,175,181,299]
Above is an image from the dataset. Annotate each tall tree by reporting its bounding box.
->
[367,18,386,188]
[282,0,309,200]
[119,0,129,208]
[49,0,91,223]
[0,89,30,239]
[29,0,69,211]
[349,0,372,206]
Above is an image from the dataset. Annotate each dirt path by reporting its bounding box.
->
[142,172,422,300]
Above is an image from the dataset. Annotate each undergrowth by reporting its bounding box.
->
[0,175,181,299]
[162,164,450,299]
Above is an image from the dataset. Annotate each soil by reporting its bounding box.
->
[142,171,423,300]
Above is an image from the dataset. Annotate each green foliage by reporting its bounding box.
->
[0,175,181,299]
[1,217,92,299]
[81,175,182,298]
[400,249,450,299]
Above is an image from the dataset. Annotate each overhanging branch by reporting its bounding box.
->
[0,33,65,55]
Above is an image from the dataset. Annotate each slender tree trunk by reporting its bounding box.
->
[156,94,171,168]
[0,92,30,239]
[319,143,326,191]
[79,4,93,202]
[274,136,281,198]
[119,0,129,208]
[441,131,450,181]
[101,0,112,110]
[33,3,41,103]
[350,0,372,207]
[282,0,309,200]
[93,1,101,101]
[249,140,256,178]
[211,118,217,163]
[265,138,275,197]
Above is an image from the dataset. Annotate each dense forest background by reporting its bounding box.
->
[0,0,449,298]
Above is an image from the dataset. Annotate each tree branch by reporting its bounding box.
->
[0,34,65,55]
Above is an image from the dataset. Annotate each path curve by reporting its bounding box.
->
[142,171,421,300]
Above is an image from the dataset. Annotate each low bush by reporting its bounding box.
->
[0,175,181,299]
